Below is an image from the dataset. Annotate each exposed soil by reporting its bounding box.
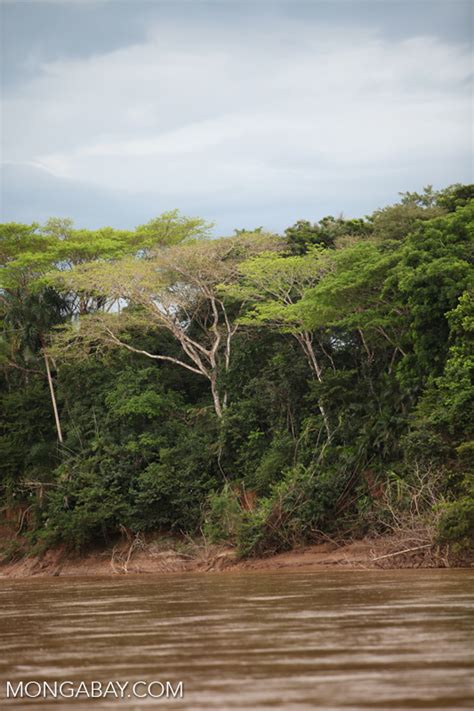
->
[1,532,471,578]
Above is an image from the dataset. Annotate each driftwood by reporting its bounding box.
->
[110,533,143,574]
[371,543,432,562]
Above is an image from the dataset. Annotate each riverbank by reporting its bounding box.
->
[1,531,471,578]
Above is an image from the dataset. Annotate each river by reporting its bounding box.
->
[0,569,473,710]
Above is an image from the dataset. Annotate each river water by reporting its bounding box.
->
[0,570,473,710]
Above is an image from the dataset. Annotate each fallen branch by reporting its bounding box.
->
[371,543,432,562]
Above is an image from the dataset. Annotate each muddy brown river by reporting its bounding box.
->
[0,569,473,710]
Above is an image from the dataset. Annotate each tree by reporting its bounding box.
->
[436,184,474,213]
[370,185,446,242]
[1,223,69,443]
[285,216,372,255]
[222,247,334,437]
[1,211,213,440]
[49,231,282,418]
[2,186,472,556]
[297,199,474,391]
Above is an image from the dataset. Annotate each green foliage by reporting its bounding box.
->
[436,184,474,212]
[36,357,220,547]
[1,187,473,559]
[134,209,213,248]
[437,476,474,551]
[41,459,133,549]
[251,432,295,493]
[236,465,347,557]
[0,378,60,498]
[370,185,445,242]
[285,216,372,255]
[225,247,331,331]
[130,412,220,533]
[203,484,243,543]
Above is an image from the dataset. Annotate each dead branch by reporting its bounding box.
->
[371,543,432,561]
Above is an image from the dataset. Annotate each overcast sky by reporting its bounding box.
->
[1,0,472,234]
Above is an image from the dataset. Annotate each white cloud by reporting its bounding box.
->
[2,18,472,223]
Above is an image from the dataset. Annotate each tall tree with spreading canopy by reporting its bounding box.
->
[222,247,335,437]
[48,231,282,418]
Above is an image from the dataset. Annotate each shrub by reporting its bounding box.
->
[236,465,346,557]
[436,476,474,551]
[203,484,243,543]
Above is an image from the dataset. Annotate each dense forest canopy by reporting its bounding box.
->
[1,185,473,556]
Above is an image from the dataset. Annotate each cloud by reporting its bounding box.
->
[1,15,472,229]
[0,162,153,227]
[1,0,113,3]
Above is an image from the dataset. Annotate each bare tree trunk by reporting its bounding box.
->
[102,323,227,419]
[295,332,332,440]
[43,352,63,444]
[210,374,223,419]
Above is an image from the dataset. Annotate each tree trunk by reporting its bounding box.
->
[210,374,223,419]
[296,332,332,440]
[43,351,63,444]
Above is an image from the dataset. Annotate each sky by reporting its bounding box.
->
[0,0,472,235]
